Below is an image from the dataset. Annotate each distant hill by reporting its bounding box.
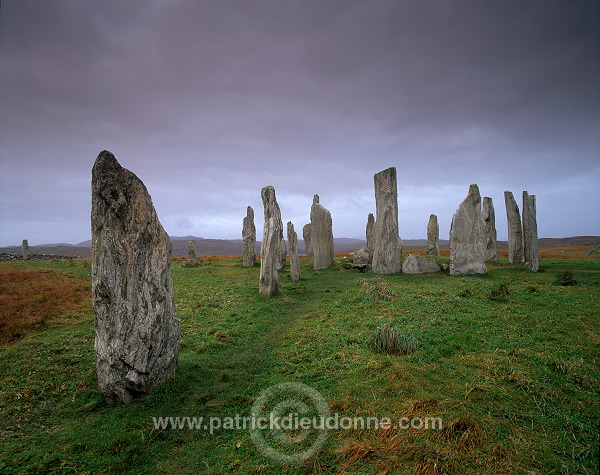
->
[537,236,600,246]
[1,236,598,258]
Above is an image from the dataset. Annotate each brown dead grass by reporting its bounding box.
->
[335,428,454,475]
[0,268,91,343]
[404,245,598,259]
[540,245,600,258]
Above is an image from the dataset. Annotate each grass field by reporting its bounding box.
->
[0,252,598,474]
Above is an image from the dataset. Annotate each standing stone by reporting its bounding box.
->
[426,214,440,257]
[504,191,524,264]
[261,186,286,270]
[259,217,279,297]
[303,223,313,258]
[91,150,180,404]
[21,239,30,260]
[188,240,198,264]
[310,194,334,270]
[449,184,487,275]
[351,248,372,272]
[402,254,442,274]
[287,221,301,281]
[522,191,539,272]
[365,213,375,253]
[242,206,257,267]
[482,197,499,263]
[372,167,402,274]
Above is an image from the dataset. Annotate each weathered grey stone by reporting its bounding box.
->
[402,254,441,274]
[303,224,313,258]
[21,239,29,260]
[261,186,286,270]
[351,248,372,272]
[482,197,499,263]
[188,240,198,263]
[259,217,279,297]
[426,214,440,257]
[310,194,334,270]
[242,206,256,267]
[287,221,301,281]
[504,191,524,264]
[91,150,180,404]
[372,167,402,274]
[449,184,487,275]
[522,191,539,272]
[365,213,375,253]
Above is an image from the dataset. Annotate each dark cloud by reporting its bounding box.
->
[1,0,598,245]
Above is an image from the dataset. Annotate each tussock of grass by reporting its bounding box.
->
[554,270,577,286]
[489,282,510,302]
[370,323,418,355]
[458,288,473,298]
[181,261,201,268]
[443,419,483,449]
[357,278,398,301]
[334,439,376,465]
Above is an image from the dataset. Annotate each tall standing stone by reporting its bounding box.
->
[188,240,198,264]
[287,221,301,281]
[482,197,499,263]
[242,206,257,267]
[91,150,180,404]
[504,191,524,264]
[372,167,402,274]
[522,191,539,272]
[426,214,440,257]
[365,213,375,253]
[310,194,334,270]
[449,184,487,275]
[21,239,30,260]
[302,224,313,258]
[261,186,286,270]
[259,217,279,297]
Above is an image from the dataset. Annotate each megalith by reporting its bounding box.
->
[310,194,334,270]
[259,217,279,297]
[242,206,256,267]
[21,239,30,260]
[91,150,180,404]
[449,184,487,275]
[366,213,375,253]
[522,191,539,272]
[261,186,286,270]
[482,197,499,263]
[402,254,441,274]
[504,191,524,264]
[188,240,198,264]
[426,214,440,257]
[372,167,402,274]
[351,248,372,272]
[303,224,313,258]
[287,221,301,281]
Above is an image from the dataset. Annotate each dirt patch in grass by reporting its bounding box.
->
[0,268,91,343]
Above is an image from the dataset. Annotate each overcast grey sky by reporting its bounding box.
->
[1,0,598,246]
